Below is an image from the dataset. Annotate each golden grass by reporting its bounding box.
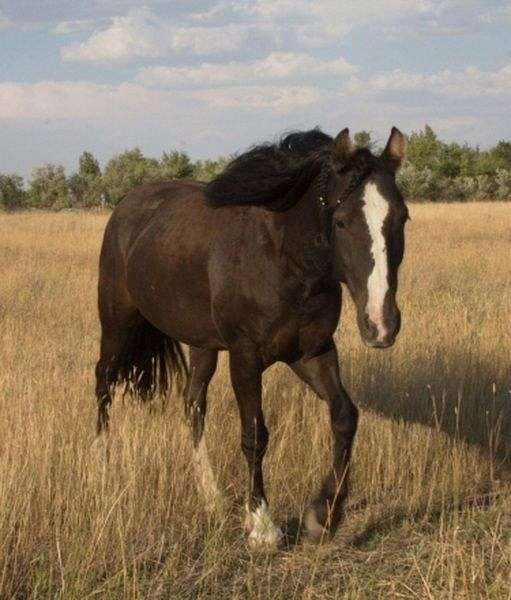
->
[0,204,510,599]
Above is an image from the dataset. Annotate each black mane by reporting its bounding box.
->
[204,129,335,211]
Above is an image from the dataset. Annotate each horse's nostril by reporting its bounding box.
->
[363,315,378,339]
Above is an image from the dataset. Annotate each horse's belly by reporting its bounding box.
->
[140,298,226,350]
[126,244,226,349]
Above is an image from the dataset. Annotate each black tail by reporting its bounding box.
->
[107,318,188,402]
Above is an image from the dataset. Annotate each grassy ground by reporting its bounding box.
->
[0,204,510,599]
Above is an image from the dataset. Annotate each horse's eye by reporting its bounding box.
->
[336,220,345,229]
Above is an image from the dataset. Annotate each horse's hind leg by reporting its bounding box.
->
[95,285,140,435]
[185,347,224,513]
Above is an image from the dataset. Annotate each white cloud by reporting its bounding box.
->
[137,52,356,88]
[0,80,319,121]
[189,3,232,22]
[0,81,179,120]
[61,8,163,61]
[344,65,511,98]
[236,0,430,40]
[246,0,427,20]
[241,0,301,17]
[53,19,95,35]
[61,0,482,64]
[191,85,320,110]
[232,0,503,40]
[61,7,249,62]
[58,1,502,64]
[170,24,246,55]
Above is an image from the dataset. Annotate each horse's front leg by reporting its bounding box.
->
[290,343,359,541]
[229,342,282,549]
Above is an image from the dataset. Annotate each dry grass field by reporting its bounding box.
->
[0,203,510,599]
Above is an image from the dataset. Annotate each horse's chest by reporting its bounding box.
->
[261,291,340,364]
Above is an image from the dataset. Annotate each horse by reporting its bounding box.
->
[95,126,409,548]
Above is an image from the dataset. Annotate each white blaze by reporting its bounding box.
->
[362,181,389,342]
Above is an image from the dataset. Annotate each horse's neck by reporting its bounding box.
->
[280,192,333,285]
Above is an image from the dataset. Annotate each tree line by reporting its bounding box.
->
[1,125,511,210]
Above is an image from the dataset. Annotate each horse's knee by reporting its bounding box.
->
[241,422,269,462]
[330,396,358,438]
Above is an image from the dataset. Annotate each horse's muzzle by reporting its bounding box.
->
[359,307,401,349]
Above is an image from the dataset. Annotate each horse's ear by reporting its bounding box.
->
[333,128,353,161]
[381,127,407,171]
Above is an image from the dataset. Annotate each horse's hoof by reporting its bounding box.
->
[245,501,283,551]
[247,524,283,551]
[304,508,329,543]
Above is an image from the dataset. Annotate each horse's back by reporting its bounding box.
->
[104,179,205,249]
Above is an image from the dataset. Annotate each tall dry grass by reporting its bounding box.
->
[0,204,510,599]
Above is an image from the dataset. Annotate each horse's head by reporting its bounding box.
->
[325,127,408,348]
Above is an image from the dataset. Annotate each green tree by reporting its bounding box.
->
[79,151,101,178]
[28,164,69,209]
[193,157,230,182]
[102,148,159,205]
[474,150,501,176]
[406,125,442,171]
[435,143,466,178]
[353,130,374,151]
[0,174,25,210]
[67,173,88,207]
[159,151,194,179]
[456,144,479,177]
[68,151,103,207]
[491,141,511,170]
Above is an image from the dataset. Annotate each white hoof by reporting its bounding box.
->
[246,501,283,550]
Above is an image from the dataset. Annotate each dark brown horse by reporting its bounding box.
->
[95,127,408,548]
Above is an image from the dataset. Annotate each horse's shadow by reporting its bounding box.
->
[272,347,511,474]
[265,348,511,549]
[346,478,505,549]
[278,477,507,551]
[355,362,510,474]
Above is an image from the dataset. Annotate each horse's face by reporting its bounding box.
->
[329,128,408,348]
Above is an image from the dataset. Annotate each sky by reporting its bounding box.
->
[1,0,511,179]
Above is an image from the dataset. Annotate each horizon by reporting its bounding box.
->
[1,1,511,179]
